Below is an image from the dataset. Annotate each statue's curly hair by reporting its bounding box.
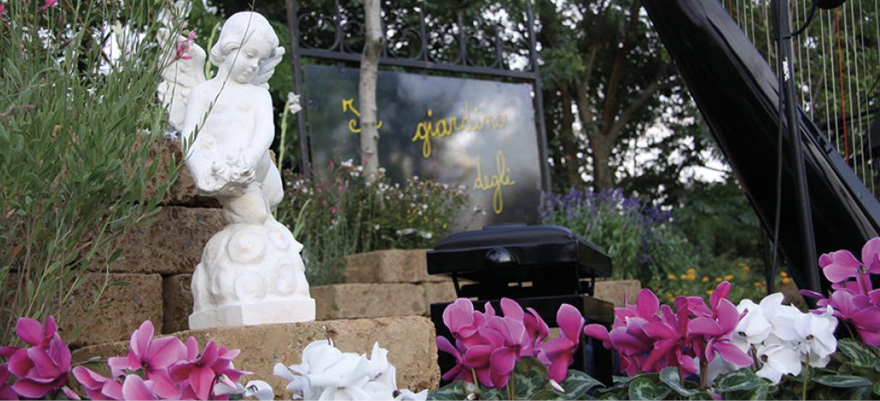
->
[210,11,279,66]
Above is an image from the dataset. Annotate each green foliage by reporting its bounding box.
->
[0,1,177,344]
[428,362,603,401]
[277,163,471,285]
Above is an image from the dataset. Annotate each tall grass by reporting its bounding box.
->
[0,1,181,344]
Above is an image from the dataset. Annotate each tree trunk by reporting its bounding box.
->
[543,89,566,184]
[560,87,582,189]
[590,134,614,191]
[359,0,383,182]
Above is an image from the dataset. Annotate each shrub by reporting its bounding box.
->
[0,1,179,344]
[277,162,472,285]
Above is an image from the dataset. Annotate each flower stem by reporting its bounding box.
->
[508,376,516,400]
[679,366,684,388]
[700,359,708,389]
[802,358,810,401]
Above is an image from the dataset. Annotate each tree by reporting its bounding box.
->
[538,0,683,191]
[359,0,382,181]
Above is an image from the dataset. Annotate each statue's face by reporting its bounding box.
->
[227,34,274,84]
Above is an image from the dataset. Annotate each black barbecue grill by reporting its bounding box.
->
[427,224,616,385]
[427,224,612,300]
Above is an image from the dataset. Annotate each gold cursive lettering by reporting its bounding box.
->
[473,150,517,214]
[342,98,382,134]
[411,101,508,158]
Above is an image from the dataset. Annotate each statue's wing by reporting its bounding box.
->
[157,28,207,132]
[250,46,285,89]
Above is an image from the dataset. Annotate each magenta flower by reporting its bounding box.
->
[6,316,71,399]
[72,366,123,400]
[175,30,197,61]
[688,298,753,368]
[170,337,249,400]
[121,375,158,400]
[38,0,57,13]
[0,363,19,400]
[585,289,662,376]
[107,320,184,399]
[442,298,486,347]
[641,304,698,376]
[803,237,880,346]
[535,304,584,382]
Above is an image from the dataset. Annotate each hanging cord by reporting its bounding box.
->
[837,8,850,164]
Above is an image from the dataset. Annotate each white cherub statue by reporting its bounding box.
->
[159,11,315,329]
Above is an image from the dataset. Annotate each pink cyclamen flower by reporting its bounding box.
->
[72,366,123,400]
[170,337,249,400]
[442,298,485,346]
[122,375,158,400]
[535,304,583,382]
[642,303,699,377]
[38,0,57,13]
[107,320,185,399]
[688,298,753,368]
[0,363,19,400]
[6,316,72,399]
[584,290,661,376]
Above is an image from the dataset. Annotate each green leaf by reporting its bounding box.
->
[812,374,873,388]
[513,357,549,399]
[838,339,880,370]
[873,381,880,396]
[427,381,465,400]
[556,370,604,399]
[627,376,671,400]
[726,384,770,400]
[531,389,566,400]
[659,366,697,397]
[714,368,764,393]
[688,390,716,400]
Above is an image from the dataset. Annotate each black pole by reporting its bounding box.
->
[525,0,552,192]
[773,0,821,292]
[286,0,311,177]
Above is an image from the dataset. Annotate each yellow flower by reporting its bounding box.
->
[687,268,696,274]
[702,276,709,283]
[780,271,788,278]
[680,274,688,280]
[668,274,677,280]
[723,274,734,281]
[742,265,750,272]
[754,281,762,287]
[782,277,791,285]
[715,277,722,282]
[706,290,714,296]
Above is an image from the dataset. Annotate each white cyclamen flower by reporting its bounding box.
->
[773,306,838,367]
[277,340,424,401]
[755,338,802,384]
[733,299,772,352]
[213,380,274,401]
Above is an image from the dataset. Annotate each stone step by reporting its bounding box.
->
[311,283,427,320]
[593,279,642,307]
[145,139,221,208]
[2,273,165,348]
[344,249,447,284]
[95,206,223,275]
[72,316,440,393]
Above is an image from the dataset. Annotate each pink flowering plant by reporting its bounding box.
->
[429,298,603,400]
[0,317,270,400]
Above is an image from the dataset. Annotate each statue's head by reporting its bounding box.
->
[210,12,279,82]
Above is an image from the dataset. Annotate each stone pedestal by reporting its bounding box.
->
[72,316,440,393]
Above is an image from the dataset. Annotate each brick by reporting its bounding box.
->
[62,273,163,348]
[72,316,440,393]
[420,281,457,315]
[311,283,426,320]
[96,207,224,275]
[593,280,641,307]
[344,250,445,284]
[163,274,193,334]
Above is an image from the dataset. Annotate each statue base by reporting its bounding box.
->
[189,298,315,330]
